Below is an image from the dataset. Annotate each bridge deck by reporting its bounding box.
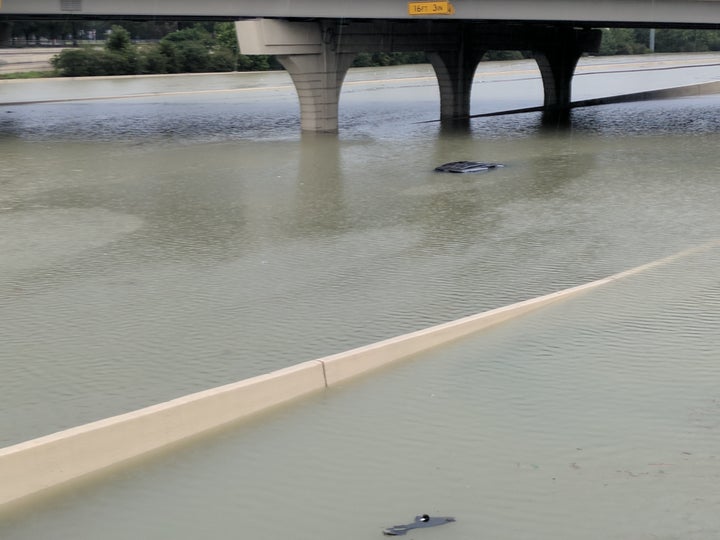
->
[2,0,720,27]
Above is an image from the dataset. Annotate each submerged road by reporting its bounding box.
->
[0,47,62,74]
[1,49,720,539]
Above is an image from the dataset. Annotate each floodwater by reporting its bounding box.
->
[1,54,720,538]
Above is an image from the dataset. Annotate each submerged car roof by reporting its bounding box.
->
[434,161,504,173]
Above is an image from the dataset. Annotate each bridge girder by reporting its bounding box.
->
[2,0,720,28]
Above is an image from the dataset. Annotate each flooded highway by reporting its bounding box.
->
[1,53,720,539]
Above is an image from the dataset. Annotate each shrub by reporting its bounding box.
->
[484,50,526,61]
[52,25,140,76]
[237,54,271,71]
[52,22,285,76]
[138,45,169,74]
[170,41,211,72]
[161,25,214,47]
[51,48,106,76]
[209,48,237,72]
[106,25,132,52]
[214,22,239,55]
[100,49,139,75]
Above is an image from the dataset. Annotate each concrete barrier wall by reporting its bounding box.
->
[320,277,614,385]
[1,241,717,507]
[574,80,720,108]
[0,361,326,507]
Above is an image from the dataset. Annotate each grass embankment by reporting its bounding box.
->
[0,71,56,80]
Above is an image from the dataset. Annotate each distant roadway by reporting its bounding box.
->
[0,47,63,73]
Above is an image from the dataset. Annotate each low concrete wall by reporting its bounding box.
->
[574,80,720,108]
[1,241,717,507]
[471,79,720,119]
[0,361,326,507]
[320,277,613,385]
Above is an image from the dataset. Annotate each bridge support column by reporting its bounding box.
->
[427,45,485,122]
[276,48,356,133]
[532,27,602,113]
[236,19,355,132]
[0,23,12,47]
[235,19,601,132]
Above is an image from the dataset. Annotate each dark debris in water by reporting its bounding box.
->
[383,514,456,536]
[434,161,504,173]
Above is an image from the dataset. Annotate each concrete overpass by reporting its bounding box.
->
[2,1,720,131]
[3,1,720,26]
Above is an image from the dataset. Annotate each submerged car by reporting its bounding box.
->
[434,161,504,173]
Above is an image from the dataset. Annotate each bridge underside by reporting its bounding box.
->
[236,19,601,132]
[3,0,720,27]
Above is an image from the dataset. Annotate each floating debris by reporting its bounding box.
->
[383,514,456,536]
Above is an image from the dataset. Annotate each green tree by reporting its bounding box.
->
[158,24,215,72]
[654,29,720,52]
[352,52,374,68]
[106,25,132,52]
[214,22,239,55]
[138,45,169,74]
[161,24,214,47]
[352,51,427,68]
[484,50,526,61]
[51,48,106,76]
[209,48,238,72]
[52,24,139,76]
[599,28,648,55]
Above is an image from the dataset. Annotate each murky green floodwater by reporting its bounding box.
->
[1,56,719,538]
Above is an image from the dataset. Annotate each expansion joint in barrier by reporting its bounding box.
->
[319,360,329,387]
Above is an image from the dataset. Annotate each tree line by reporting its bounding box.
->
[5,20,720,77]
[48,23,274,76]
[599,28,720,55]
[46,23,436,76]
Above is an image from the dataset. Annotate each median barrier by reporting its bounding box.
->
[1,240,717,507]
[0,276,612,508]
[0,360,326,507]
[319,277,615,385]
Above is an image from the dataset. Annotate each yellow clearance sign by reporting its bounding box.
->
[408,1,455,15]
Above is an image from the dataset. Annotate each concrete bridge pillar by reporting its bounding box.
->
[236,19,600,132]
[276,47,356,133]
[236,19,355,132]
[427,45,485,122]
[532,27,602,112]
[0,22,12,47]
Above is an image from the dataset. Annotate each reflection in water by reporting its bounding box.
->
[526,148,597,197]
[13,147,253,265]
[291,133,347,236]
[438,117,472,136]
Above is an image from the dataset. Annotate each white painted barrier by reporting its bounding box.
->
[0,361,326,507]
[1,240,717,507]
[320,277,614,385]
